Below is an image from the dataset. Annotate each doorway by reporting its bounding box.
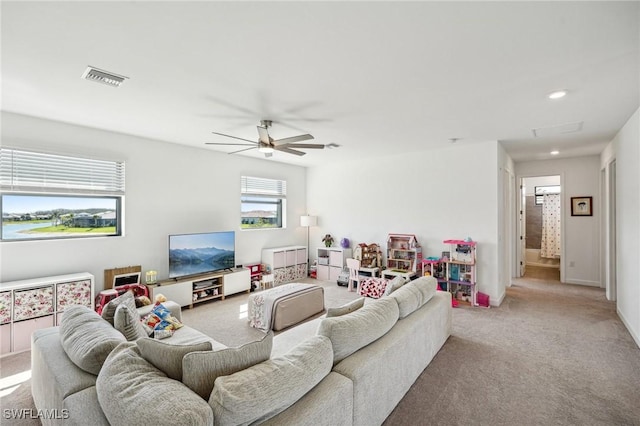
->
[519,176,562,281]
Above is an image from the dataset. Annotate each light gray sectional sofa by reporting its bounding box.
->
[31,276,451,425]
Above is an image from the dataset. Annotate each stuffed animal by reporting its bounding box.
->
[134,295,152,308]
[155,293,167,304]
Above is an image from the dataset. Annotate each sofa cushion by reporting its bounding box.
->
[317,297,399,364]
[389,283,423,319]
[209,335,332,425]
[410,276,438,306]
[114,304,149,341]
[326,297,365,318]
[97,342,213,426]
[383,275,406,296]
[101,291,136,326]
[183,331,273,400]
[59,305,126,375]
[137,337,213,381]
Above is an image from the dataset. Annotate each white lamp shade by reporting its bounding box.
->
[300,215,317,227]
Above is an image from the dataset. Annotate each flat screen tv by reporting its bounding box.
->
[168,231,235,279]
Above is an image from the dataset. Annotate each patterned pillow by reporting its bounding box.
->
[137,338,213,381]
[101,291,136,326]
[326,297,365,317]
[114,304,150,341]
[182,331,273,400]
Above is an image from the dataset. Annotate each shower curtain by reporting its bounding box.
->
[540,193,561,258]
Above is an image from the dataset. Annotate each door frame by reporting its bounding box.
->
[516,173,565,282]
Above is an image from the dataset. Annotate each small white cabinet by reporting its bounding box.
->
[0,272,94,356]
[317,247,352,281]
[262,246,308,285]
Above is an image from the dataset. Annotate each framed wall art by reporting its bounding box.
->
[571,196,592,216]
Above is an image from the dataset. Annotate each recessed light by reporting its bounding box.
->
[550,150,560,155]
[448,138,459,144]
[548,90,567,100]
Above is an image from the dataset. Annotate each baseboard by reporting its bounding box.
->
[564,279,600,287]
[492,290,506,307]
[526,262,560,269]
[617,307,640,349]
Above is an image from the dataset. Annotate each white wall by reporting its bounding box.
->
[523,175,560,196]
[307,140,503,305]
[515,156,601,287]
[0,112,307,290]
[610,107,640,347]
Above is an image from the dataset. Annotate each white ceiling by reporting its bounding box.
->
[2,1,638,167]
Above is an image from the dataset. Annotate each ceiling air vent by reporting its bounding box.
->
[532,121,583,138]
[81,66,128,88]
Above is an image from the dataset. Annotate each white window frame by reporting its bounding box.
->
[1,147,125,241]
[240,176,286,230]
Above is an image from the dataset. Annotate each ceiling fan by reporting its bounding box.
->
[205,120,324,158]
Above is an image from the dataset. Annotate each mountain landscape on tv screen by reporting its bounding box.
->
[169,246,234,276]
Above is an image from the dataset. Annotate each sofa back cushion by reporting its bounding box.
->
[326,297,365,318]
[317,297,398,364]
[209,335,332,425]
[390,276,438,319]
[97,342,213,425]
[182,331,272,400]
[389,283,423,319]
[59,305,126,375]
[410,276,438,306]
[137,338,213,381]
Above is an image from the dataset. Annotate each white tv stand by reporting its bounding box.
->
[147,268,250,309]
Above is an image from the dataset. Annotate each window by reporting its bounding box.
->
[1,148,125,241]
[241,176,286,229]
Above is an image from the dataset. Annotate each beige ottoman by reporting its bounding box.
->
[248,283,325,331]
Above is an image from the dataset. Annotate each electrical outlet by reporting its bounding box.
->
[569,261,575,267]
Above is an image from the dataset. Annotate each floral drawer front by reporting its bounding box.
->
[57,280,92,311]
[14,286,54,321]
[295,263,307,279]
[274,268,287,285]
[0,291,11,324]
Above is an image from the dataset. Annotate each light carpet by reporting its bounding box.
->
[2,272,639,425]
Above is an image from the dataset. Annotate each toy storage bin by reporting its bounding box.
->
[477,291,490,307]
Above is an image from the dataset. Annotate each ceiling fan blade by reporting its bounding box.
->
[281,143,324,149]
[275,146,306,156]
[228,146,258,155]
[272,134,314,145]
[211,131,257,144]
[205,142,256,146]
[257,126,270,143]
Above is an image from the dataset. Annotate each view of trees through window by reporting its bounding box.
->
[1,194,121,241]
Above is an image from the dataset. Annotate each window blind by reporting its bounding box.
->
[0,148,125,195]
[241,176,286,198]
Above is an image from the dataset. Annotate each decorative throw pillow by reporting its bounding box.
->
[209,335,332,425]
[383,276,406,296]
[97,342,213,425]
[101,291,136,326]
[137,338,213,381]
[182,331,273,400]
[59,305,126,375]
[326,297,365,318]
[114,304,150,341]
[141,303,184,332]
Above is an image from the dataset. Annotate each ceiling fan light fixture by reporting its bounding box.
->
[258,145,274,154]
